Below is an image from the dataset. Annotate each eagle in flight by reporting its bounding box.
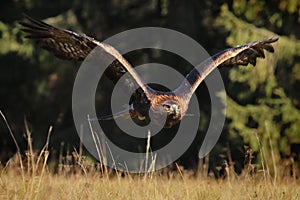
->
[20,15,278,128]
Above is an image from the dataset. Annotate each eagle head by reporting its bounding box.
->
[162,102,180,117]
[150,95,185,128]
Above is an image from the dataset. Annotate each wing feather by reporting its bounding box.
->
[20,14,152,98]
[178,37,279,97]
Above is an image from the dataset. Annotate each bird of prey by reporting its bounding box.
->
[20,15,279,128]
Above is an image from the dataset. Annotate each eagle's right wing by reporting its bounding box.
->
[20,15,152,97]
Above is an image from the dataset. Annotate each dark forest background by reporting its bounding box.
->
[0,0,299,177]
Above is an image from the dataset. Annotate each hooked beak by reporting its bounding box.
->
[170,104,178,115]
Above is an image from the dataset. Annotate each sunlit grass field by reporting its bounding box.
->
[1,167,299,200]
[0,112,299,200]
[1,139,299,200]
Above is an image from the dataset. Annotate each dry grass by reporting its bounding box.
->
[0,111,300,200]
[1,168,299,200]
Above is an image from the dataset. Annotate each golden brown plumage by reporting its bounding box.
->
[20,15,279,128]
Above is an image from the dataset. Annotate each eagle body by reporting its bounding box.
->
[20,15,278,128]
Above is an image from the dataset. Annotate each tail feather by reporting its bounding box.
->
[89,105,133,121]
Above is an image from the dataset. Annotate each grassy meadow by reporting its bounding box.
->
[1,144,299,200]
[1,80,297,198]
[1,164,299,200]
[0,112,299,200]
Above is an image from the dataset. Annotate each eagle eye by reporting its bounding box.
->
[163,104,171,110]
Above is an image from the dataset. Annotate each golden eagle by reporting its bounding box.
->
[20,15,278,128]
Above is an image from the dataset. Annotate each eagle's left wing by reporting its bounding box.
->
[178,37,279,96]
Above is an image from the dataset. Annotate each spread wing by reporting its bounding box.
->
[20,14,152,97]
[178,37,279,97]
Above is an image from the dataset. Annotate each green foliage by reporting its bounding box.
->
[231,0,300,30]
[0,21,33,57]
[216,4,300,172]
